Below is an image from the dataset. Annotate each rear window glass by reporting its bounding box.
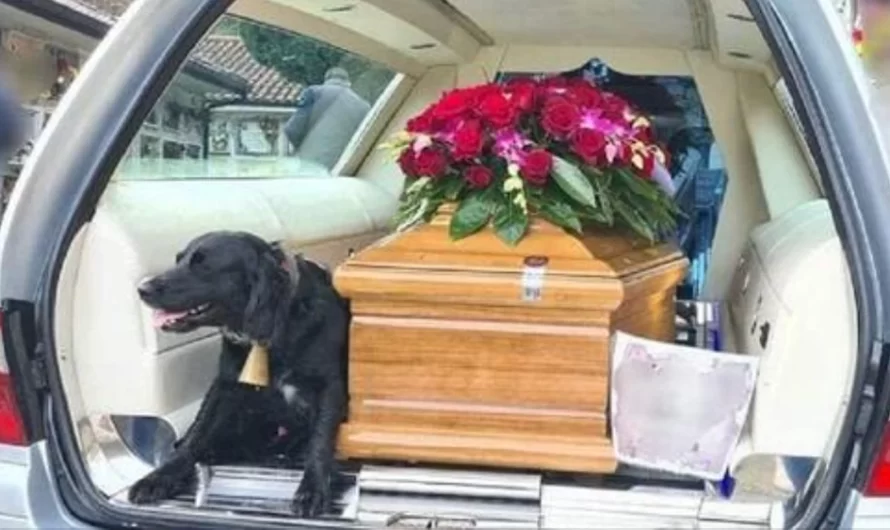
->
[113,15,398,181]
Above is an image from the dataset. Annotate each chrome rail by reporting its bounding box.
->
[120,463,783,529]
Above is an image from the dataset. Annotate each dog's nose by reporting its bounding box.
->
[137,278,163,300]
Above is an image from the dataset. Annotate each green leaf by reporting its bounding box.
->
[449,192,493,240]
[588,173,614,224]
[614,168,661,201]
[403,176,431,198]
[493,201,529,246]
[394,197,433,232]
[422,197,446,223]
[539,200,583,234]
[577,208,610,225]
[551,156,597,209]
[438,177,466,201]
[614,200,656,242]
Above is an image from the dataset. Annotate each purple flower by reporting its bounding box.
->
[493,129,532,164]
[579,108,630,137]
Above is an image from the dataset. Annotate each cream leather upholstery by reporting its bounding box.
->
[728,200,856,467]
[62,177,394,434]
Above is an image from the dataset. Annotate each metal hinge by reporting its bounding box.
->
[853,340,890,436]
[29,342,48,391]
[385,514,477,529]
[853,388,875,436]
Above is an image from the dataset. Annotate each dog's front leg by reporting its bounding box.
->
[291,378,345,517]
[128,378,233,504]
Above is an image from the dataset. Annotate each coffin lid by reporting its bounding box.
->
[343,207,683,279]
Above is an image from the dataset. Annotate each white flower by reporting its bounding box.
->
[406,176,431,195]
[503,175,524,193]
[413,134,433,152]
[513,192,528,213]
[397,198,429,232]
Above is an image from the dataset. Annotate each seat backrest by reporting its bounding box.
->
[62,177,393,432]
[727,199,857,458]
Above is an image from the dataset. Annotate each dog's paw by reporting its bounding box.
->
[128,465,194,505]
[291,468,331,518]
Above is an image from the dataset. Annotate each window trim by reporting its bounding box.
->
[335,73,416,177]
[228,0,426,78]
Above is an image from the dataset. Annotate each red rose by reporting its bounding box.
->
[452,119,484,161]
[406,111,435,133]
[571,128,607,164]
[463,164,493,189]
[642,155,655,177]
[478,91,517,128]
[413,146,449,178]
[521,148,552,186]
[397,148,417,177]
[432,89,473,121]
[537,76,568,97]
[504,78,537,112]
[465,84,499,106]
[632,123,654,143]
[567,79,602,108]
[600,92,629,120]
[540,97,580,138]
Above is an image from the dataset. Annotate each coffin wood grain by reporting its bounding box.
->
[347,399,608,437]
[338,424,618,474]
[350,299,611,326]
[334,208,688,474]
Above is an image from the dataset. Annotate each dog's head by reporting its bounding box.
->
[137,231,295,340]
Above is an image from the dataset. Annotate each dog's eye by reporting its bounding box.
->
[175,252,184,263]
[190,251,206,267]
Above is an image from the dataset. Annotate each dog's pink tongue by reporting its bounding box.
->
[152,309,189,329]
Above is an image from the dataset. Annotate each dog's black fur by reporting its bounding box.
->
[128,231,349,517]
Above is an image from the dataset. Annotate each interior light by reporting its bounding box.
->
[726,13,755,22]
[322,5,356,13]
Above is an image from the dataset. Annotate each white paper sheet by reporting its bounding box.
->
[610,331,759,480]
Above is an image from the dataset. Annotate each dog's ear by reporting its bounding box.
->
[243,249,289,344]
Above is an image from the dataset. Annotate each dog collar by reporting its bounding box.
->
[221,328,251,346]
[280,251,300,293]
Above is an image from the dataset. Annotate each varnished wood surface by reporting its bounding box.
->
[347,399,608,437]
[350,316,609,410]
[346,208,683,279]
[614,294,677,342]
[334,267,626,311]
[334,209,687,474]
[338,424,618,474]
[350,299,613,326]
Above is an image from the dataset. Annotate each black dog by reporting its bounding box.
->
[128,231,349,517]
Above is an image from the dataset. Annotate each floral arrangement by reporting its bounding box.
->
[382,75,681,246]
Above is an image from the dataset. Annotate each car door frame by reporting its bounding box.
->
[0,0,259,528]
[745,0,890,528]
[1,0,886,527]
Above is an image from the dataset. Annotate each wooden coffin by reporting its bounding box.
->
[333,209,688,474]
